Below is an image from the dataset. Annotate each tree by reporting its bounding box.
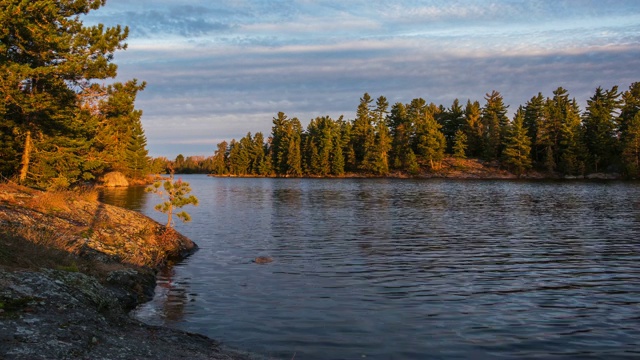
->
[502,108,532,176]
[351,93,376,171]
[271,112,302,176]
[124,114,150,179]
[523,93,545,163]
[621,112,640,178]
[388,102,412,170]
[453,129,468,159]
[211,141,229,175]
[414,110,446,170]
[463,100,483,158]
[440,99,466,153]
[537,87,583,173]
[481,91,509,160]
[93,80,147,177]
[1,0,129,185]
[583,86,621,172]
[146,172,199,228]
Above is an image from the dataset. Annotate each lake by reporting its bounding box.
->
[101,176,640,359]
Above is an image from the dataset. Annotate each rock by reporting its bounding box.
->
[101,172,129,187]
[586,172,621,180]
[253,256,273,264]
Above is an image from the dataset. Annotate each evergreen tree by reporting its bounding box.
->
[537,87,583,173]
[502,108,532,176]
[463,100,483,158]
[124,115,150,179]
[523,93,545,163]
[453,129,468,159]
[369,96,392,175]
[414,111,446,170]
[388,102,412,170]
[583,86,621,172]
[440,99,466,153]
[211,141,228,175]
[351,93,376,171]
[619,82,640,136]
[621,112,640,178]
[481,91,509,160]
[1,0,129,186]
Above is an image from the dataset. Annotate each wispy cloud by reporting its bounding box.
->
[84,0,640,157]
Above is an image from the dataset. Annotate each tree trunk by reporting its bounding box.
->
[19,130,32,183]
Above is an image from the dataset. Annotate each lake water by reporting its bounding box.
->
[101,176,640,359]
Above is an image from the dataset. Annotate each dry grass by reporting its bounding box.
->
[23,186,99,213]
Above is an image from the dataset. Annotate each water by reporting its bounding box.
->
[101,176,640,359]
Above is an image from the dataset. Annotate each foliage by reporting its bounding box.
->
[146,173,199,228]
[163,83,640,179]
[0,0,149,187]
[502,109,532,176]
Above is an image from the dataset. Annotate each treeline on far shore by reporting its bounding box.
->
[155,83,640,179]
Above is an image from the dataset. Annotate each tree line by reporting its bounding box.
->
[0,1,150,189]
[168,84,640,178]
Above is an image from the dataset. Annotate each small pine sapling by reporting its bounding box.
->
[146,172,198,228]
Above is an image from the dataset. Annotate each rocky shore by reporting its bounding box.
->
[0,183,257,359]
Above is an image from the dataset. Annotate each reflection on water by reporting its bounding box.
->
[98,186,148,212]
[131,266,192,324]
[103,176,640,360]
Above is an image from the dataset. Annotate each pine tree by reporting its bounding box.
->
[502,108,532,176]
[1,0,129,185]
[463,100,483,158]
[124,116,150,180]
[352,93,376,171]
[523,93,545,163]
[211,141,228,175]
[388,102,412,170]
[583,86,621,172]
[453,129,468,159]
[621,112,640,178]
[414,111,446,170]
[146,172,199,228]
[481,91,509,160]
[440,99,465,153]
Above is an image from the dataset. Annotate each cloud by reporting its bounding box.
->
[82,0,640,157]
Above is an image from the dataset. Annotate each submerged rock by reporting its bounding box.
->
[253,256,273,264]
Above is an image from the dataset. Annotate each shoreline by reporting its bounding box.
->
[204,157,625,181]
[0,183,259,359]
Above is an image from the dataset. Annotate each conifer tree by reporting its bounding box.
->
[481,91,509,160]
[621,112,640,178]
[146,172,199,228]
[124,116,150,179]
[441,99,466,153]
[619,82,640,136]
[1,0,129,185]
[388,102,412,170]
[210,141,228,175]
[463,100,483,158]
[502,108,532,176]
[523,93,545,163]
[453,129,468,159]
[352,93,376,171]
[583,86,621,172]
[414,111,446,170]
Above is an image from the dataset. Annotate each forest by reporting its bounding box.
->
[169,85,640,179]
[2,2,640,186]
[0,1,150,189]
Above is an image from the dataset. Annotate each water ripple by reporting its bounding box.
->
[108,177,640,360]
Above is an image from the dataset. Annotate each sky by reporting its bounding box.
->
[84,0,640,158]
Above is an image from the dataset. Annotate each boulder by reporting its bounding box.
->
[101,172,129,187]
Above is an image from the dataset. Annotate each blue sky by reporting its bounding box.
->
[85,0,640,158]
